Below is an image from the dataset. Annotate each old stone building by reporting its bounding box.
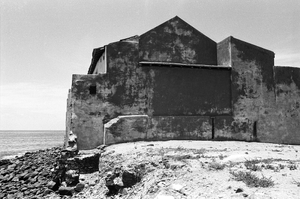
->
[65,16,300,150]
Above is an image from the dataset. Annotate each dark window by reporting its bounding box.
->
[89,85,97,95]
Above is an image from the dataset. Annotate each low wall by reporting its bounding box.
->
[104,115,232,145]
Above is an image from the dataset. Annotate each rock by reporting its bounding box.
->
[74,182,85,192]
[122,169,140,187]
[97,144,107,150]
[7,164,16,171]
[235,188,243,193]
[61,181,67,187]
[65,169,79,186]
[12,177,19,182]
[43,188,53,195]
[23,173,31,180]
[21,187,28,192]
[30,171,39,178]
[58,186,74,196]
[67,152,100,173]
[30,176,38,183]
[0,159,11,166]
[171,183,183,191]
[19,171,28,180]
[46,180,57,190]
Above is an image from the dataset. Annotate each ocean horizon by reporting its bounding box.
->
[0,130,65,159]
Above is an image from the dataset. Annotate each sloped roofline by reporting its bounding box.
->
[219,36,275,57]
[140,16,216,44]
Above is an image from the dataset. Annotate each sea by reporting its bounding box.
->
[0,130,65,160]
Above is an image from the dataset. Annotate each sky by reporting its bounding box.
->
[0,0,299,130]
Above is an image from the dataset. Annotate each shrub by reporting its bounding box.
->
[244,159,262,171]
[230,170,274,187]
[208,161,226,170]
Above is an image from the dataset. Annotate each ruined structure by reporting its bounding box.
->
[65,16,300,150]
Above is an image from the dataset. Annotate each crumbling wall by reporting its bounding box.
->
[139,16,217,65]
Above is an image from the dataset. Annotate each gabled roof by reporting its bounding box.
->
[139,16,218,65]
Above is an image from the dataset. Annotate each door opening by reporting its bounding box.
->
[211,117,215,139]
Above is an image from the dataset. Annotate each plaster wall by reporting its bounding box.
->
[105,116,212,145]
[139,16,217,65]
[229,37,275,141]
[258,67,300,144]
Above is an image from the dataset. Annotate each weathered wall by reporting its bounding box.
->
[105,116,149,145]
[139,16,217,65]
[142,66,232,116]
[105,116,212,145]
[257,67,300,144]
[68,36,231,148]
[64,89,72,148]
[217,37,231,66]
[69,40,147,149]
[66,16,300,149]
[229,37,275,141]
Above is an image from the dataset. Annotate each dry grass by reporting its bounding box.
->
[244,159,262,171]
[230,170,274,188]
[208,161,226,170]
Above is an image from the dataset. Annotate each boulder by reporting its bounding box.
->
[74,182,85,192]
[58,186,74,196]
[122,169,140,187]
[65,170,79,186]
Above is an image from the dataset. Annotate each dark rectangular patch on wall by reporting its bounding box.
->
[145,66,232,116]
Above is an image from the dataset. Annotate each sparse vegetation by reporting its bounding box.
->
[218,154,227,160]
[288,163,297,170]
[292,178,300,187]
[230,170,275,187]
[244,159,262,171]
[208,161,226,170]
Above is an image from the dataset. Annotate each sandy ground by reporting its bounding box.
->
[50,140,300,199]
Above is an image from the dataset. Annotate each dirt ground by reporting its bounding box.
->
[50,140,300,199]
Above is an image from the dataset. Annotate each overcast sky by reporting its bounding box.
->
[0,0,299,130]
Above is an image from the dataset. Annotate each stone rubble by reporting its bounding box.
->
[0,147,61,198]
[0,146,99,199]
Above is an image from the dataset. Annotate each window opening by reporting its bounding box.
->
[89,85,97,95]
